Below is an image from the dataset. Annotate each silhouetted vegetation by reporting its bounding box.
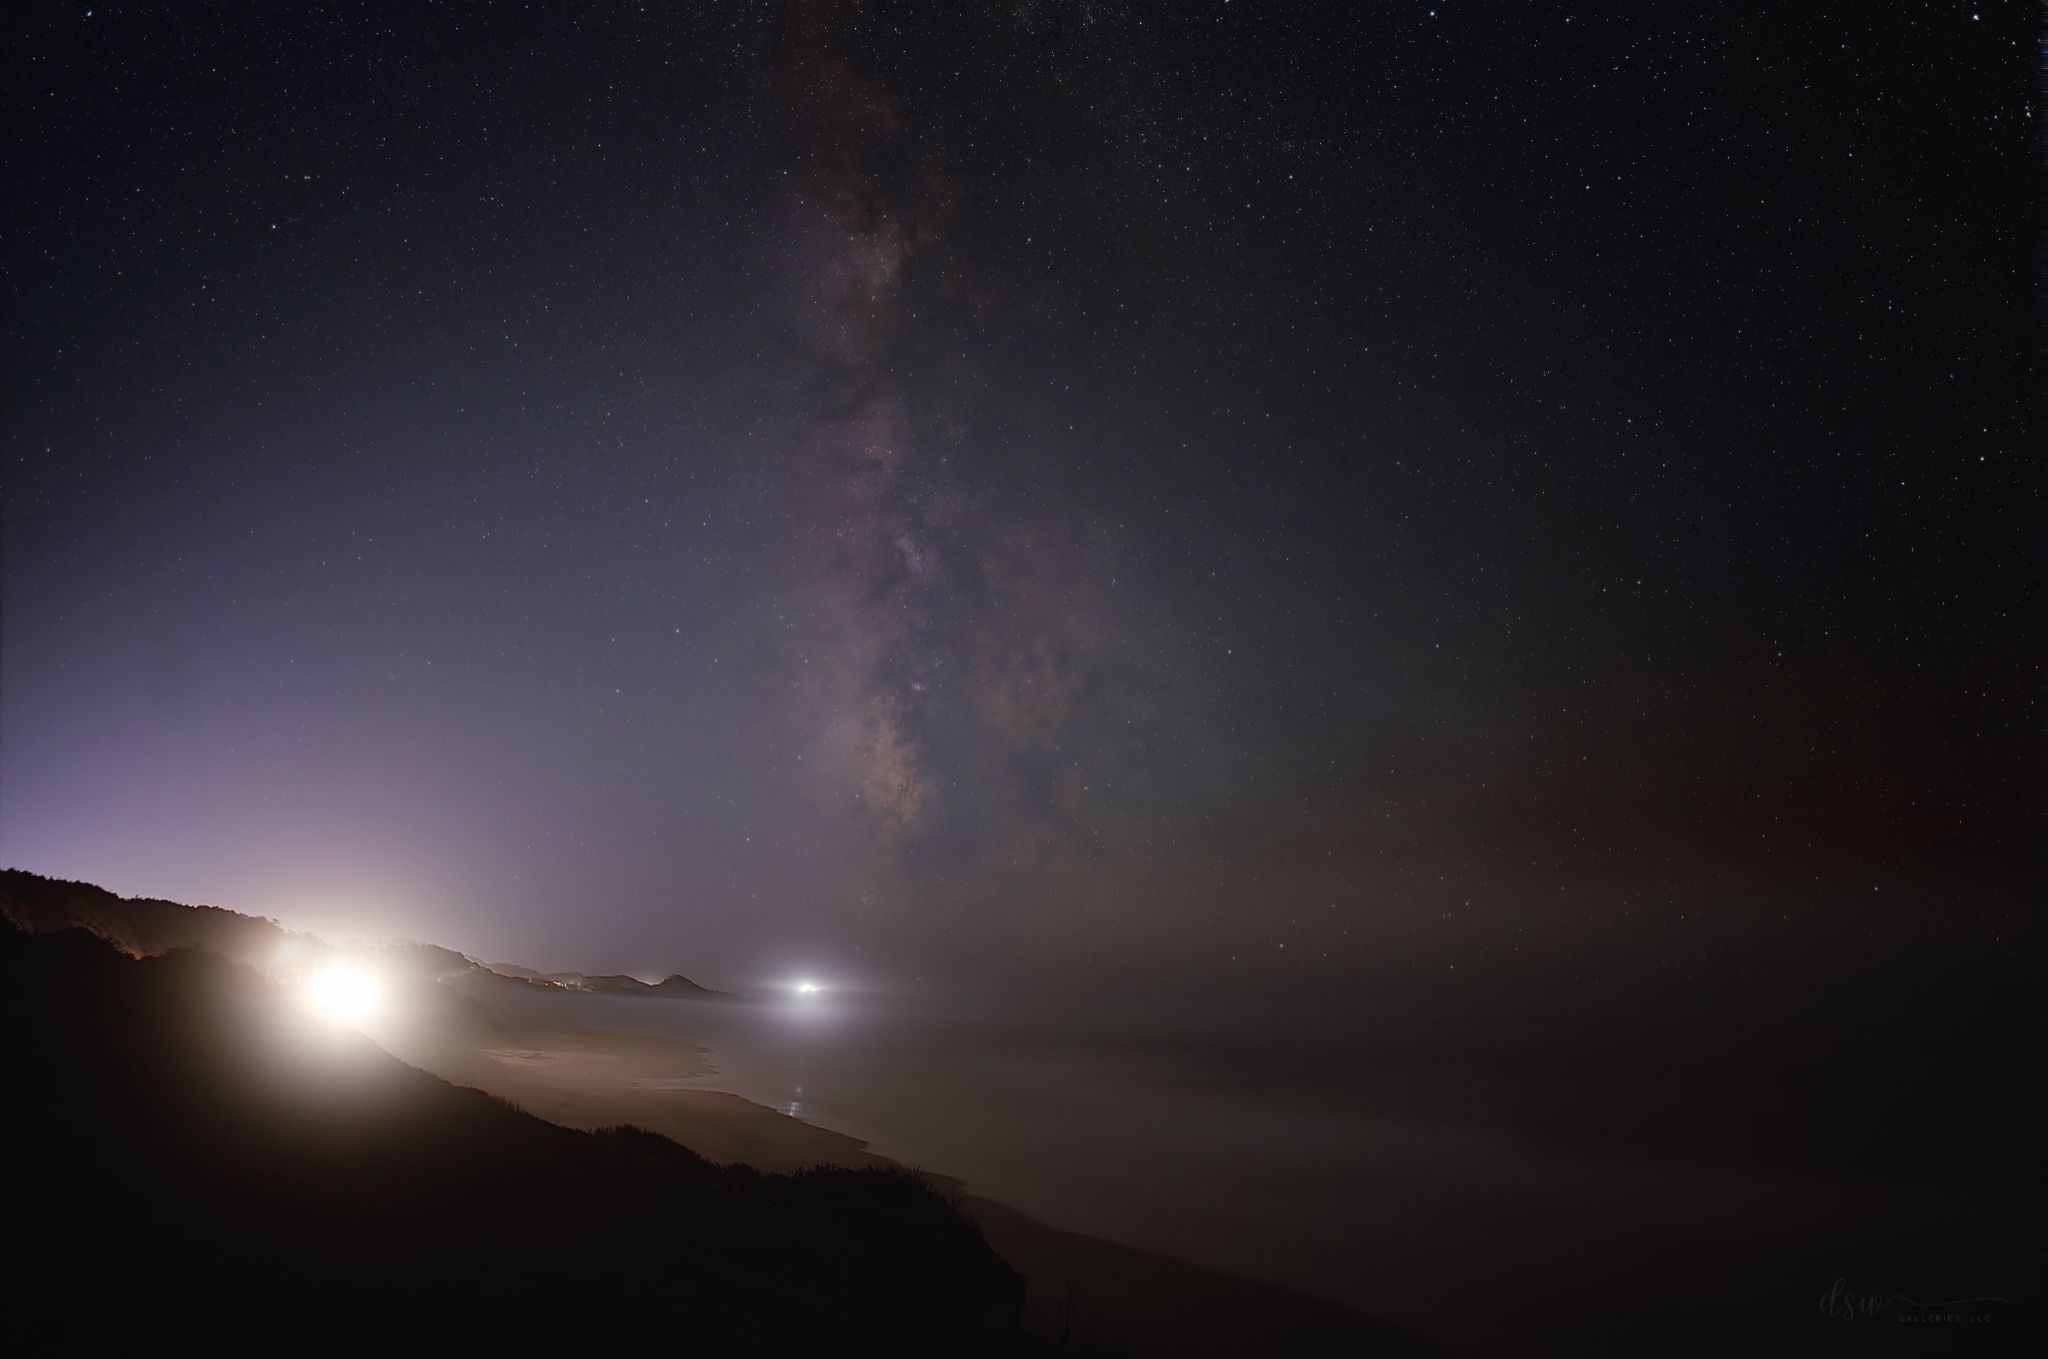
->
[1,867,297,963]
[0,917,1056,1351]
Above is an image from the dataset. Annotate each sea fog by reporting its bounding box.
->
[507,951,2028,1356]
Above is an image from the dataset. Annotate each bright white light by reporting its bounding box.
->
[794,980,821,996]
[305,964,382,1025]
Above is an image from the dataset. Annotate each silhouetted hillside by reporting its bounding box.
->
[0,873,1442,1356]
[493,964,729,998]
[0,918,1051,1351]
[0,867,294,963]
[0,868,724,997]
[580,971,725,998]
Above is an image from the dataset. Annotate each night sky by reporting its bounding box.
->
[3,2,2033,1006]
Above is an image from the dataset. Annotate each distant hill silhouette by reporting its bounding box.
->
[0,868,724,996]
[0,916,1056,1351]
[492,961,729,998]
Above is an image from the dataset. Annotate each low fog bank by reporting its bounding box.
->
[661,901,2032,1352]
[503,948,2030,1356]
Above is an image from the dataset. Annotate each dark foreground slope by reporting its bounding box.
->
[0,870,1445,1357]
[0,920,1045,1353]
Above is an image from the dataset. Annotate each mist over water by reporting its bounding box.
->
[536,952,2025,1356]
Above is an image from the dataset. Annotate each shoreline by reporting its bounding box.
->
[383,1008,1442,1357]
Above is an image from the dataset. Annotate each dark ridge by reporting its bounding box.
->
[0,868,727,998]
[567,971,727,999]
[0,867,291,962]
[0,916,1064,1352]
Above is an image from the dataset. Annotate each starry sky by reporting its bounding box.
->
[2,2,2033,1005]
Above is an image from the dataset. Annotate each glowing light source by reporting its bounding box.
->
[305,964,382,1025]
[795,980,821,996]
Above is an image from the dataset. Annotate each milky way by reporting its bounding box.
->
[1,2,2032,1001]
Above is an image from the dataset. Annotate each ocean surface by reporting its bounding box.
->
[534,983,2022,1355]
